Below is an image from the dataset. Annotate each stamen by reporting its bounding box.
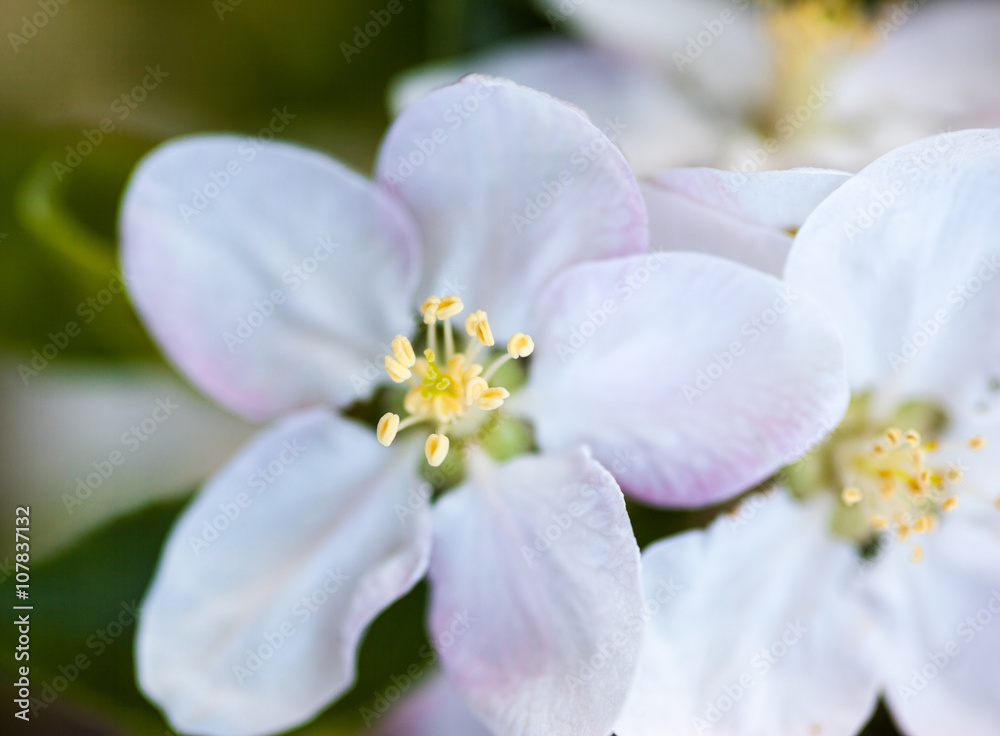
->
[476,387,509,411]
[425,433,449,467]
[465,310,494,347]
[420,296,441,325]
[377,413,400,446]
[435,295,463,320]
[375,295,533,465]
[904,430,921,447]
[911,545,923,563]
[885,428,902,447]
[384,355,412,383]
[969,436,986,451]
[391,335,416,367]
[942,497,958,512]
[507,333,534,359]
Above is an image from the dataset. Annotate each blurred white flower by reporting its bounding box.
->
[618,129,1000,736]
[393,0,1000,175]
[122,75,849,736]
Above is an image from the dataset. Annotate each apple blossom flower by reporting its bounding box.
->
[122,76,847,736]
[616,128,1000,736]
[393,0,1000,174]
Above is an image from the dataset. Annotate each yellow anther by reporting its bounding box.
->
[912,515,931,534]
[869,514,888,530]
[911,545,924,563]
[507,333,534,359]
[841,487,862,507]
[465,309,495,347]
[465,376,488,405]
[917,469,932,489]
[425,433,449,467]
[885,428,902,447]
[945,467,964,484]
[969,436,986,451]
[421,296,441,324]
[896,524,910,541]
[431,395,462,423]
[384,355,412,383]
[872,443,885,456]
[942,497,958,512]
[463,364,483,382]
[476,387,510,411]
[904,430,921,447]
[909,449,925,468]
[995,495,1000,510]
[391,335,416,367]
[376,413,400,447]
[435,295,464,320]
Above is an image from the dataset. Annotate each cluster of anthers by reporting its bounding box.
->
[375,295,533,467]
[839,428,986,562]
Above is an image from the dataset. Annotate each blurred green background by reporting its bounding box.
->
[0,0,906,734]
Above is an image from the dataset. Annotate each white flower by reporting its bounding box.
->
[393,0,1000,174]
[617,128,1000,736]
[122,76,847,736]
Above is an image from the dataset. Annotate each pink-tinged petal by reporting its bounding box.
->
[371,672,492,736]
[376,75,647,337]
[616,491,881,736]
[427,447,643,736]
[514,252,849,507]
[136,409,431,736]
[873,499,1000,736]
[643,167,850,276]
[785,129,1000,420]
[537,0,773,114]
[122,136,420,422]
[390,38,722,175]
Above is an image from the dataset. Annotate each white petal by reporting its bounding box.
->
[643,167,849,276]
[616,491,881,736]
[371,672,492,736]
[376,75,647,337]
[389,38,722,175]
[427,447,643,736]
[873,499,1000,736]
[0,358,254,560]
[122,136,420,422]
[136,409,431,736]
[538,0,773,113]
[515,252,849,507]
[785,129,1000,419]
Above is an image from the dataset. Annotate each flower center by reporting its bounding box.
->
[375,294,533,468]
[786,395,988,562]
